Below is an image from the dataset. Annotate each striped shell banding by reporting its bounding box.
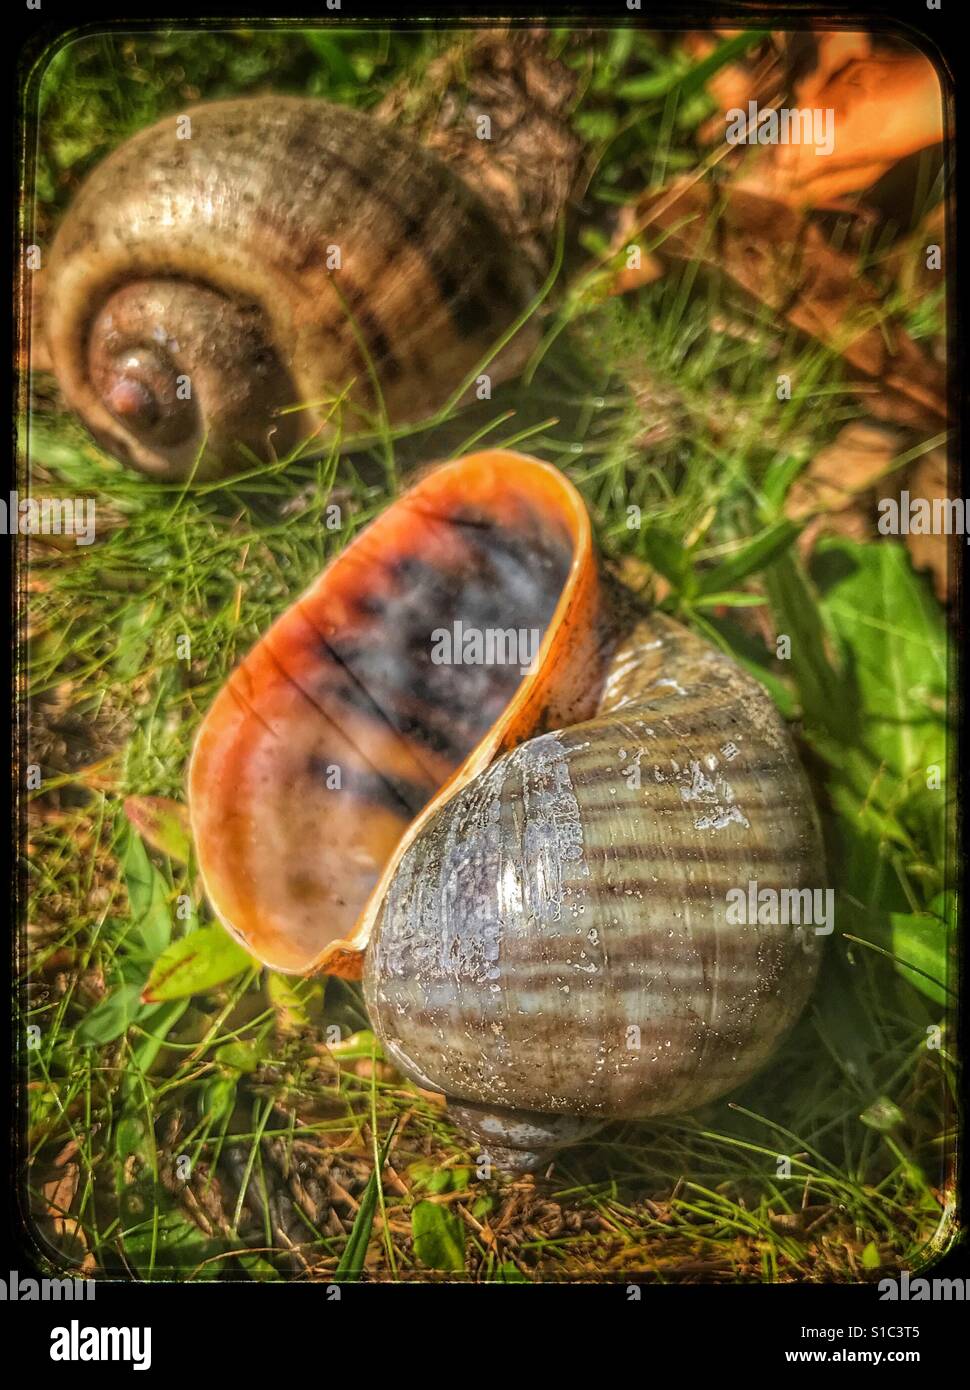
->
[190,451,825,1171]
[44,97,537,479]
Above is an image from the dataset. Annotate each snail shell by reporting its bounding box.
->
[45,98,538,479]
[189,451,825,1170]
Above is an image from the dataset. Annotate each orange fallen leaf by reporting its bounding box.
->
[124,794,192,862]
[623,179,946,429]
[734,48,945,208]
[904,447,952,603]
[786,421,905,520]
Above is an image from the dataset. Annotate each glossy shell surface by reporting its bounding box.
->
[190,449,825,1145]
[190,452,601,974]
[364,607,824,1120]
[46,98,537,476]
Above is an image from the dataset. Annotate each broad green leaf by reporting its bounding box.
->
[407,1161,469,1196]
[814,540,946,786]
[114,1115,148,1162]
[112,603,152,680]
[762,549,847,738]
[121,826,172,957]
[127,1000,192,1084]
[141,925,255,1003]
[214,1040,264,1073]
[812,540,948,883]
[301,29,358,84]
[75,982,144,1045]
[615,66,689,102]
[122,1201,224,1279]
[769,539,950,1004]
[124,795,192,864]
[329,1028,385,1061]
[267,970,308,1031]
[411,1200,466,1273]
[889,901,953,1007]
[618,29,768,101]
[407,1161,438,1190]
[237,1253,280,1280]
[119,953,154,986]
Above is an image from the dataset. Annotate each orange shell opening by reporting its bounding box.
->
[188,451,602,976]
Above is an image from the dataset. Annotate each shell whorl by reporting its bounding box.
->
[46,98,538,478]
[363,609,824,1131]
[188,450,825,1168]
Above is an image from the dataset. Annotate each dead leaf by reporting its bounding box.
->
[688,29,790,146]
[41,1162,92,1267]
[123,794,192,862]
[607,553,671,606]
[628,180,946,429]
[602,244,665,296]
[585,213,665,301]
[786,421,905,519]
[904,447,952,602]
[884,202,947,329]
[734,49,945,208]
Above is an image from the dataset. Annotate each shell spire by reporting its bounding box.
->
[44,99,538,478]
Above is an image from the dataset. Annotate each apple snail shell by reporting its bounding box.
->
[44,97,538,480]
[189,451,825,1171]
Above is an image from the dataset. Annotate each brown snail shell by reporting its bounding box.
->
[189,451,825,1171]
[45,98,538,480]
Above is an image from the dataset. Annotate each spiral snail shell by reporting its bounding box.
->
[189,451,825,1172]
[44,98,538,480]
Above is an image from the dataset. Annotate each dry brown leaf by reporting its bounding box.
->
[734,49,945,208]
[601,203,666,296]
[904,447,952,602]
[43,1166,79,1227]
[884,202,947,330]
[685,30,784,145]
[786,421,904,519]
[798,33,874,103]
[41,1161,93,1267]
[797,507,873,559]
[629,180,946,429]
[604,248,665,296]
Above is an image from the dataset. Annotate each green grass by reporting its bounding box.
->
[22,25,955,1282]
